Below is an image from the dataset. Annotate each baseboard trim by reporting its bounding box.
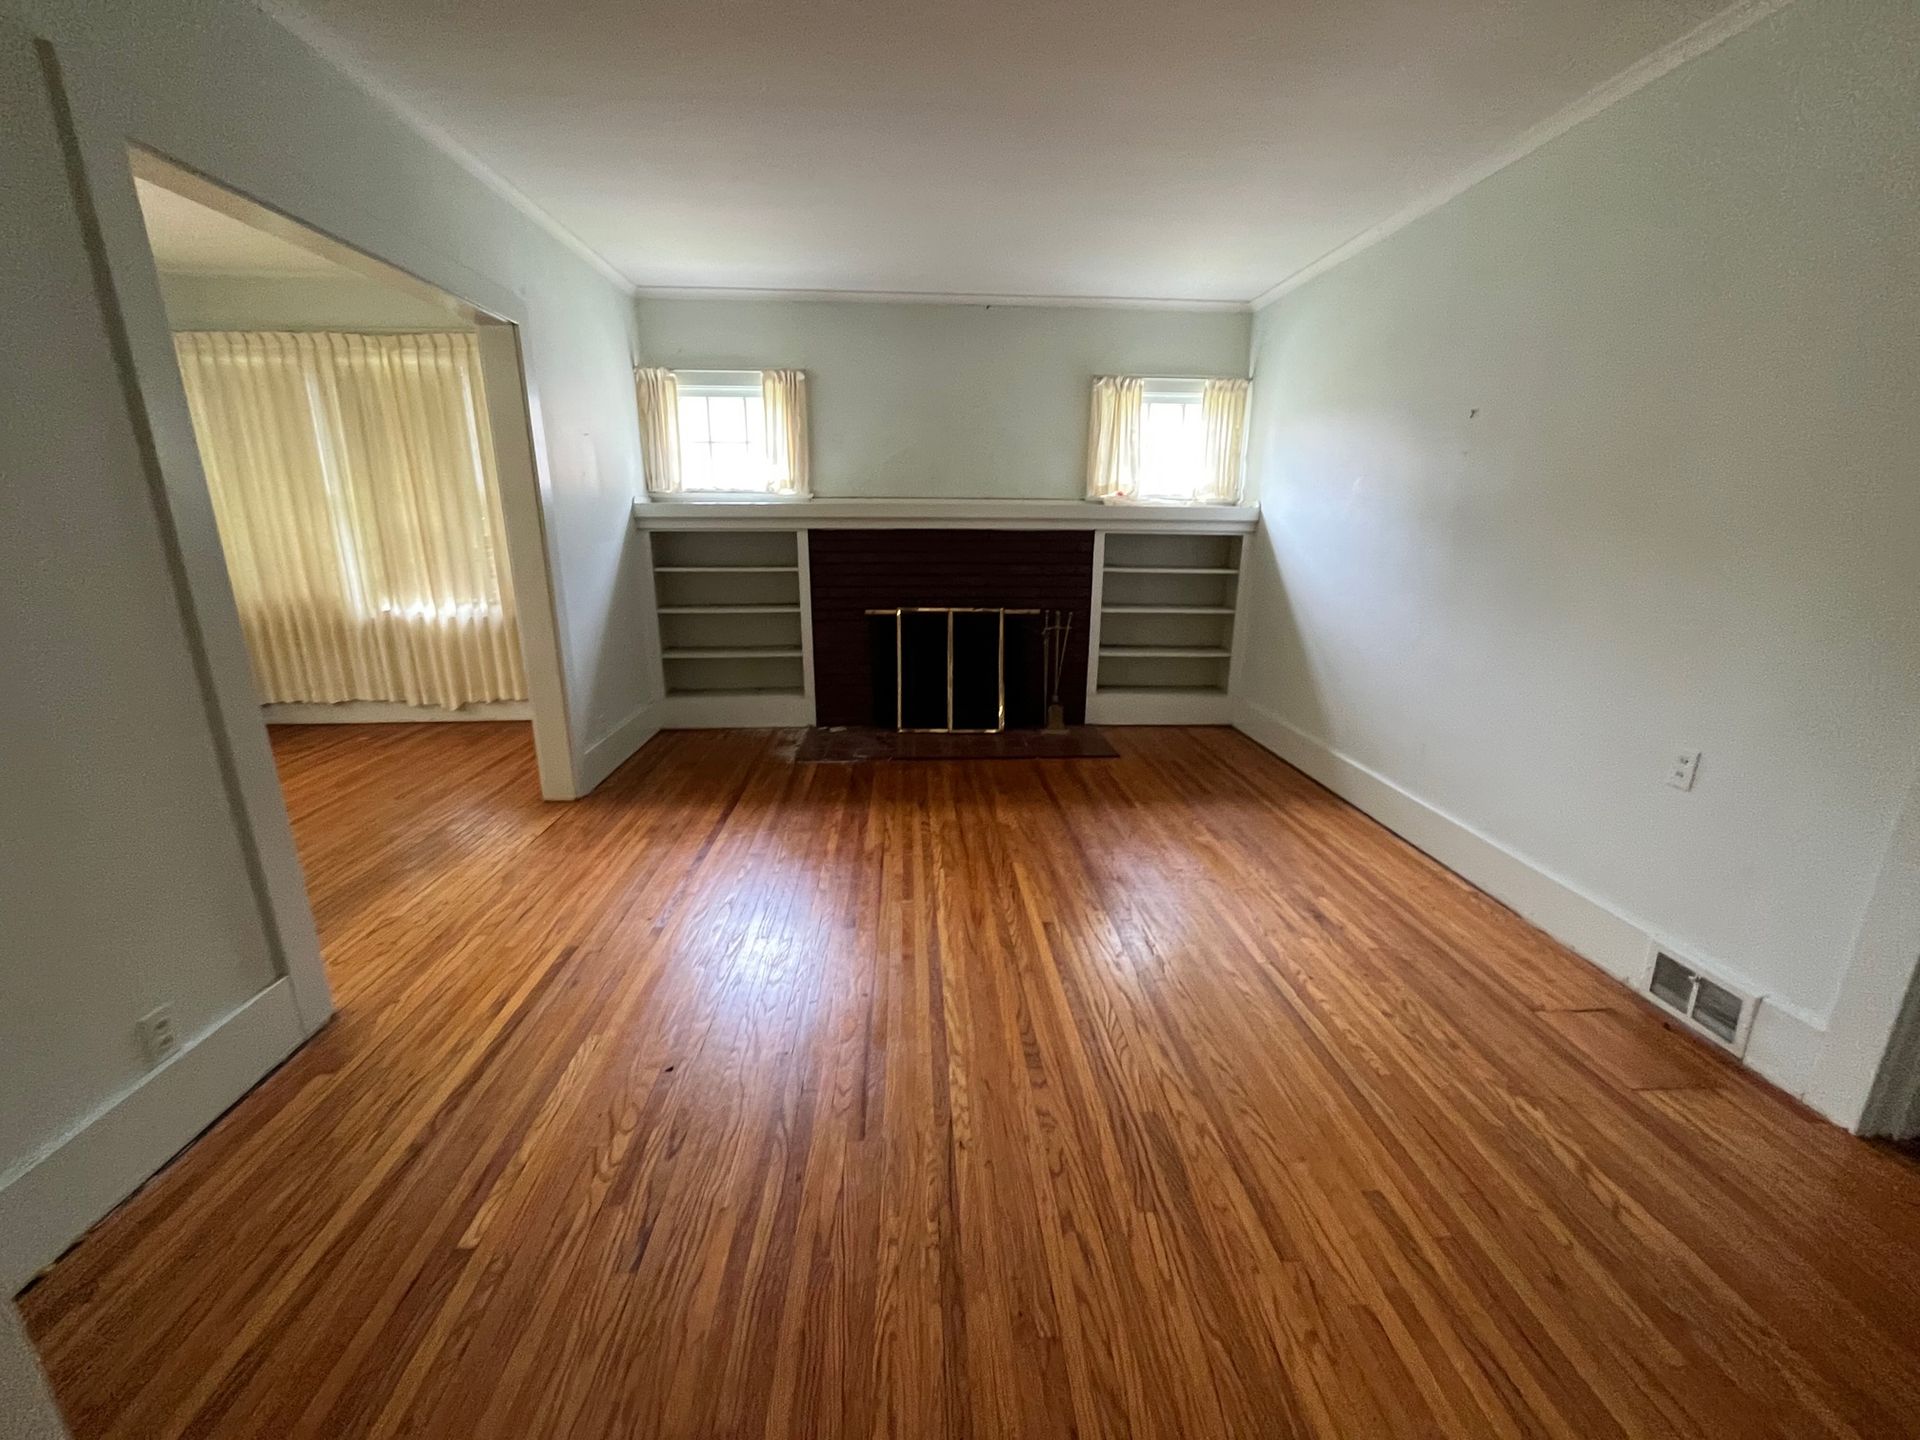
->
[575,700,661,795]
[1232,699,1827,1104]
[0,979,308,1294]
[263,700,532,724]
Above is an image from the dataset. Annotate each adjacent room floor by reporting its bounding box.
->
[20,725,1920,1438]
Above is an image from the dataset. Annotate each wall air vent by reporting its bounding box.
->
[1643,947,1758,1055]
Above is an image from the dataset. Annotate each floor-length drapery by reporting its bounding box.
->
[173,330,527,709]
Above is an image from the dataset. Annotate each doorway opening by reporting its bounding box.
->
[124,151,578,982]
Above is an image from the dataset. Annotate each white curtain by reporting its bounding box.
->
[1085,375,1143,502]
[634,366,681,495]
[173,330,527,710]
[1199,377,1251,504]
[761,368,811,497]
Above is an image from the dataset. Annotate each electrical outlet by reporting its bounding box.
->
[137,1006,179,1066]
[1666,750,1701,791]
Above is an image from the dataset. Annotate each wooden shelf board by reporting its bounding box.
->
[1101,605,1234,615]
[663,648,805,660]
[1098,647,1232,659]
[1098,695,1228,706]
[664,687,808,698]
[658,605,802,615]
[654,565,799,574]
[1103,565,1238,575]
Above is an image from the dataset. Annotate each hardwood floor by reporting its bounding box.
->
[20,724,1920,1438]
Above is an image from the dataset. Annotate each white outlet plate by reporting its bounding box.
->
[137,1006,178,1066]
[1666,750,1701,791]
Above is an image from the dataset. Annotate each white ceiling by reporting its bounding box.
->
[271,0,1739,305]
[134,178,355,277]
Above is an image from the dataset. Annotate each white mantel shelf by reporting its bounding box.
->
[632,497,1258,534]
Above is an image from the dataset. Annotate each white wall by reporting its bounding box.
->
[0,1304,68,1440]
[0,0,655,1288]
[0,9,305,1291]
[156,271,463,331]
[634,297,1249,499]
[13,0,657,783]
[1238,0,1920,1116]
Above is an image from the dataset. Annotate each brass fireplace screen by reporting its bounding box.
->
[867,606,1041,734]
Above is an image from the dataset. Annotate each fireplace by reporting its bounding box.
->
[867,606,1080,732]
[810,530,1094,728]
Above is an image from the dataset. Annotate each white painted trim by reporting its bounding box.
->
[1224,534,1253,701]
[1090,689,1234,726]
[657,692,814,729]
[1083,531,1108,718]
[795,531,818,716]
[1807,767,1920,1132]
[0,979,307,1294]
[633,285,1248,313]
[1232,699,1828,1101]
[63,125,335,1035]
[575,700,661,792]
[474,321,581,800]
[632,497,1258,533]
[1247,0,1802,310]
[263,700,531,724]
[255,3,634,296]
[640,530,669,709]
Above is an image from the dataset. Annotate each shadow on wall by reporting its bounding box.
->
[1239,517,1333,750]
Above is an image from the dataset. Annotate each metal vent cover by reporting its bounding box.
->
[1643,947,1758,1056]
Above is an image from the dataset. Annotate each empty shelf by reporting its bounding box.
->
[1098,695,1228,706]
[663,647,805,660]
[1101,604,1234,614]
[1104,565,1238,575]
[1099,646,1231,659]
[654,564,799,574]
[657,604,802,615]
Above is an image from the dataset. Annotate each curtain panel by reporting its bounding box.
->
[173,330,527,710]
[1085,375,1144,502]
[761,368,811,497]
[1199,377,1251,505]
[634,366,682,495]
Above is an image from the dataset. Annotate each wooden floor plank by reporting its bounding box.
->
[18,723,1920,1439]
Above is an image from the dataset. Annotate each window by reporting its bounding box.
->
[675,371,770,493]
[1086,375,1249,505]
[635,366,810,497]
[1138,378,1208,502]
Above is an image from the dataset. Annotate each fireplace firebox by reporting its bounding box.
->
[810,529,1094,728]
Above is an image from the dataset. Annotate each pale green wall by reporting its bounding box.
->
[634,298,1250,499]
[1241,0,1920,1037]
[156,271,465,331]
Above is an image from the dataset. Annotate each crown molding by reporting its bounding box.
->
[1247,0,1802,311]
[258,2,636,296]
[632,284,1251,314]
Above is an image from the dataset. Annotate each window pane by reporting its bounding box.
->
[680,440,715,490]
[678,394,709,443]
[709,395,747,444]
[1140,398,1204,500]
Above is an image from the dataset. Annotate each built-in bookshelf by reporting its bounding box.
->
[1090,531,1244,723]
[648,528,812,724]
[635,500,1259,730]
